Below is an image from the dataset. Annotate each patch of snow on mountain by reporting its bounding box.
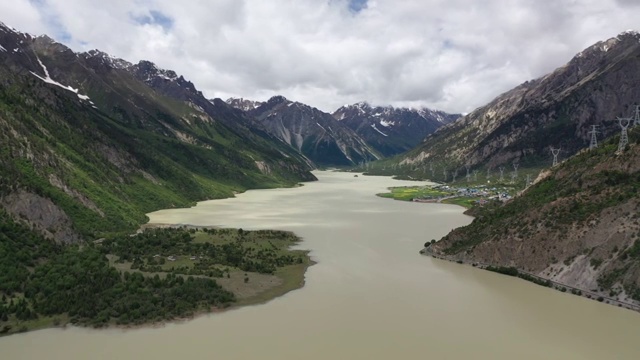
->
[31,56,91,102]
[379,119,394,127]
[623,29,639,34]
[370,124,388,137]
[0,44,5,52]
[316,122,328,132]
[85,50,133,70]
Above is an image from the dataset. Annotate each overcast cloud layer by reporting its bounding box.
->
[1,0,639,113]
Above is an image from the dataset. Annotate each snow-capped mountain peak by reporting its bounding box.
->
[331,102,461,156]
[83,49,132,70]
[225,97,264,112]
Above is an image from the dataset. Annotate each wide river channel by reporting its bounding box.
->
[2,171,640,359]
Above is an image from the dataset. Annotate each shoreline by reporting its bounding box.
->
[107,253,316,332]
[387,179,640,314]
[113,228,316,329]
[421,245,640,313]
[3,253,315,338]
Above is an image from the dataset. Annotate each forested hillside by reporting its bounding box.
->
[0,22,315,242]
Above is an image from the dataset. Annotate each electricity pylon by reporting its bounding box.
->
[588,125,599,150]
[617,117,632,153]
[551,147,561,167]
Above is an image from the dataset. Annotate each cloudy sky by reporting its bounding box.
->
[1,0,638,113]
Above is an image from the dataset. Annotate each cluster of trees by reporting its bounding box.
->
[0,210,60,295]
[0,210,308,334]
[24,247,234,327]
[0,213,235,332]
[485,266,552,287]
[102,228,304,276]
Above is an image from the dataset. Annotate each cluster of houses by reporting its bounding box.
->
[413,185,513,205]
[153,254,200,262]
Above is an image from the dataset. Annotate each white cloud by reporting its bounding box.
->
[1,0,638,114]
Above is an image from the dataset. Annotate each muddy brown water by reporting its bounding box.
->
[2,171,639,359]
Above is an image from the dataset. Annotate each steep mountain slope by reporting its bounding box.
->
[428,128,640,307]
[0,22,315,242]
[126,61,293,148]
[232,96,380,167]
[398,31,640,179]
[332,102,459,156]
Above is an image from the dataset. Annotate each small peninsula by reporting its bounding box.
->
[0,216,312,336]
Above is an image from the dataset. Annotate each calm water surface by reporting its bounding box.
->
[2,171,639,359]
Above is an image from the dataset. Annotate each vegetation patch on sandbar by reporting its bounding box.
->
[0,214,311,336]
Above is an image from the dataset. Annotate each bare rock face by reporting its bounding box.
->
[2,190,80,244]
[402,31,640,171]
[246,96,380,167]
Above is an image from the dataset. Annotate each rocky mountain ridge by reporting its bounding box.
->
[225,97,263,112]
[332,102,459,156]
[229,96,381,166]
[396,30,640,179]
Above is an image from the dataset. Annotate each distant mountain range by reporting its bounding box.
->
[225,98,459,164]
[240,96,380,167]
[332,102,459,156]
